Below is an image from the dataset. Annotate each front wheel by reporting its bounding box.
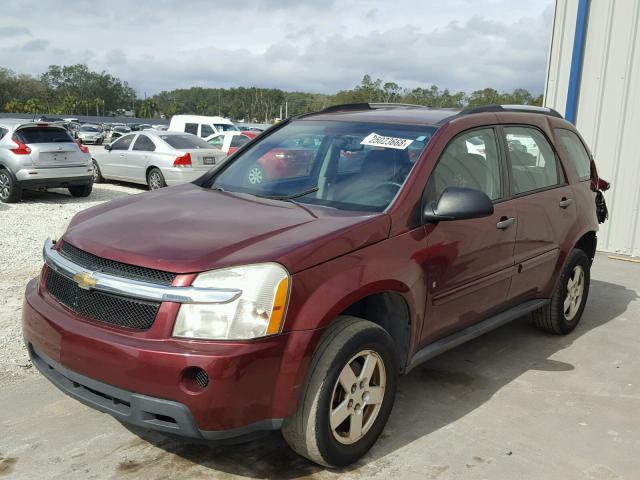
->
[92,160,104,183]
[533,248,591,335]
[147,168,166,190]
[282,316,397,468]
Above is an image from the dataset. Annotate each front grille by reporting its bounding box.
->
[45,269,159,330]
[59,242,176,286]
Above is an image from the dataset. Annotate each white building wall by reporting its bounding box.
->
[544,0,640,257]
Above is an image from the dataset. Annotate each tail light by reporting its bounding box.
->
[10,136,31,155]
[174,152,192,167]
[76,139,89,154]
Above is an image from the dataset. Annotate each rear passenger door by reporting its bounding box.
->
[502,125,577,299]
[422,127,518,341]
[127,134,157,183]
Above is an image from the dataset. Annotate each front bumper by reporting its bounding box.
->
[29,344,281,441]
[22,277,319,436]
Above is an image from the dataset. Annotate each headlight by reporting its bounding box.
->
[172,263,290,340]
[52,217,73,243]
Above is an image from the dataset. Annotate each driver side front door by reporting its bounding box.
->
[420,127,518,344]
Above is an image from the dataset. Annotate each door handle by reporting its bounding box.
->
[559,197,574,208]
[496,216,516,230]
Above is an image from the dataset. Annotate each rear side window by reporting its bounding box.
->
[555,129,591,181]
[200,124,214,138]
[184,123,198,135]
[132,135,156,152]
[15,127,73,144]
[505,126,562,195]
[426,128,503,202]
[160,134,212,149]
[207,136,225,149]
[111,134,135,151]
[230,135,250,148]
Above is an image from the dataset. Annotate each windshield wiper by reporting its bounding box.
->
[257,186,319,201]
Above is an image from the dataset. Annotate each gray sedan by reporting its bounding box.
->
[92,131,227,189]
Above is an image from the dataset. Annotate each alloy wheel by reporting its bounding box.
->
[0,172,11,200]
[329,350,386,445]
[564,265,585,321]
[149,172,162,189]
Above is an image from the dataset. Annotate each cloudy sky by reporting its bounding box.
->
[0,0,554,95]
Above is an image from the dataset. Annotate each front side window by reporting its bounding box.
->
[211,120,437,212]
[426,128,503,203]
[207,135,225,149]
[111,134,135,151]
[184,123,198,135]
[555,129,591,181]
[230,135,251,148]
[132,135,156,152]
[200,124,214,138]
[505,126,562,194]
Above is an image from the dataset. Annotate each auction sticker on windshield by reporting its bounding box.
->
[361,132,414,150]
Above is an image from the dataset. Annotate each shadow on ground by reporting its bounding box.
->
[18,182,145,204]
[122,278,637,479]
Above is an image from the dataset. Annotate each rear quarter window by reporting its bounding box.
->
[554,129,591,181]
[15,127,73,144]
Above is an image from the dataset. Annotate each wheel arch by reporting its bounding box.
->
[574,230,597,261]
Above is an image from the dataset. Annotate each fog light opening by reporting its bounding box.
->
[181,366,209,393]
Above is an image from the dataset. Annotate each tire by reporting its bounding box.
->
[0,169,22,203]
[147,168,166,190]
[282,316,398,468]
[92,160,104,183]
[68,183,93,198]
[247,165,265,185]
[533,248,590,335]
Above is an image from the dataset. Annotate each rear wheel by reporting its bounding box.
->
[533,248,590,335]
[147,167,166,190]
[0,169,21,203]
[68,184,93,198]
[92,160,104,183]
[282,316,397,467]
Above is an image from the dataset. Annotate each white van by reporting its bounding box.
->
[168,115,239,138]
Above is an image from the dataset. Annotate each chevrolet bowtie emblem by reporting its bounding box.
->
[73,271,96,290]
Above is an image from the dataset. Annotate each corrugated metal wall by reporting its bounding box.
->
[545,0,640,257]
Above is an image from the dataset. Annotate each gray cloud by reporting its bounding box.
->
[0,0,553,95]
[0,26,31,37]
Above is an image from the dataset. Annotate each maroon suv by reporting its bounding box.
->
[23,103,607,467]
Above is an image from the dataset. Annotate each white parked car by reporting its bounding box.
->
[169,115,239,139]
[77,124,105,145]
[205,131,257,155]
[92,131,227,189]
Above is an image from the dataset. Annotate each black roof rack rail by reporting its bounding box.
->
[460,104,563,119]
[320,102,430,113]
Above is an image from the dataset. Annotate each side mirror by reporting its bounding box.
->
[424,186,494,223]
[104,143,112,151]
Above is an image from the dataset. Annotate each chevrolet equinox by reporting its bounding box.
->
[23,103,608,467]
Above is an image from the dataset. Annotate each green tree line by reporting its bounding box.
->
[2,65,543,121]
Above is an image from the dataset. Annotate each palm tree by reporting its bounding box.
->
[4,98,23,113]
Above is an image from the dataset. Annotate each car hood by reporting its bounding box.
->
[63,184,391,274]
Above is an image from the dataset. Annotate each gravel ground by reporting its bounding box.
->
[0,182,143,386]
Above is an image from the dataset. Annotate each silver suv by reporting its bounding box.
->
[0,119,94,203]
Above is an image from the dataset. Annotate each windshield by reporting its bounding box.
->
[80,126,99,132]
[161,134,213,149]
[215,123,239,132]
[114,127,129,132]
[210,120,437,212]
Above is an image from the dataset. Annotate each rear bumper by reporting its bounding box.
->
[22,277,320,435]
[29,344,281,441]
[15,164,93,188]
[162,167,211,186]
